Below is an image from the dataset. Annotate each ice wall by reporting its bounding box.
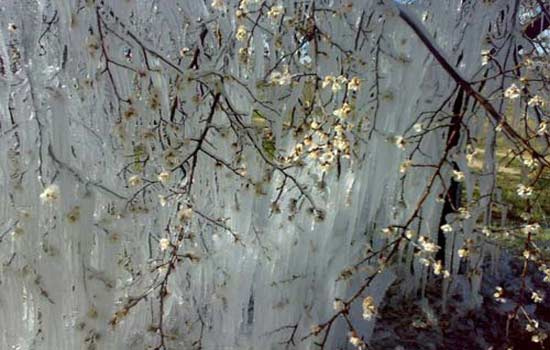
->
[0,0,514,349]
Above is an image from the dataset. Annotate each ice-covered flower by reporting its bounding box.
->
[333,299,344,311]
[299,55,312,66]
[504,83,521,99]
[11,225,24,238]
[238,0,252,10]
[362,296,377,320]
[322,75,334,89]
[452,170,464,182]
[493,286,505,302]
[466,148,478,168]
[128,175,142,187]
[159,238,171,251]
[238,47,250,63]
[332,75,347,92]
[516,184,533,198]
[440,224,453,233]
[348,331,365,348]
[236,25,248,41]
[458,207,471,220]
[269,71,283,84]
[522,156,536,169]
[418,236,439,253]
[333,102,352,119]
[178,207,193,222]
[267,5,284,19]
[540,265,550,283]
[382,227,397,237]
[526,320,539,332]
[399,160,412,174]
[322,75,347,92]
[279,68,292,85]
[522,223,541,235]
[458,247,469,258]
[157,171,170,184]
[310,324,322,335]
[532,291,544,303]
[528,95,544,107]
[532,333,547,343]
[269,66,292,85]
[413,123,423,133]
[537,121,547,135]
[394,135,406,150]
[67,206,81,223]
[433,260,443,275]
[419,257,431,266]
[211,0,224,10]
[481,49,491,65]
[40,184,60,204]
[347,77,361,91]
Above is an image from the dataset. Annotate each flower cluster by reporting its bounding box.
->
[322,75,360,92]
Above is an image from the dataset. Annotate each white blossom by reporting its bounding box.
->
[526,320,539,332]
[159,238,171,251]
[267,5,284,20]
[522,223,541,235]
[458,207,471,220]
[128,175,142,187]
[333,299,344,311]
[458,247,469,258]
[157,171,170,184]
[528,95,544,107]
[362,296,377,320]
[537,121,547,135]
[493,286,506,302]
[433,260,443,275]
[236,25,248,41]
[269,66,292,85]
[481,49,491,65]
[516,184,533,198]
[394,136,406,150]
[419,236,440,253]
[333,102,352,119]
[348,331,365,348]
[531,291,544,303]
[178,207,193,222]
[452,170,464,182]
[504,84,521,99]
[211,0,224,10]
[347,77,361,91]
[40,184,60,204]
[399,160,412,174]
